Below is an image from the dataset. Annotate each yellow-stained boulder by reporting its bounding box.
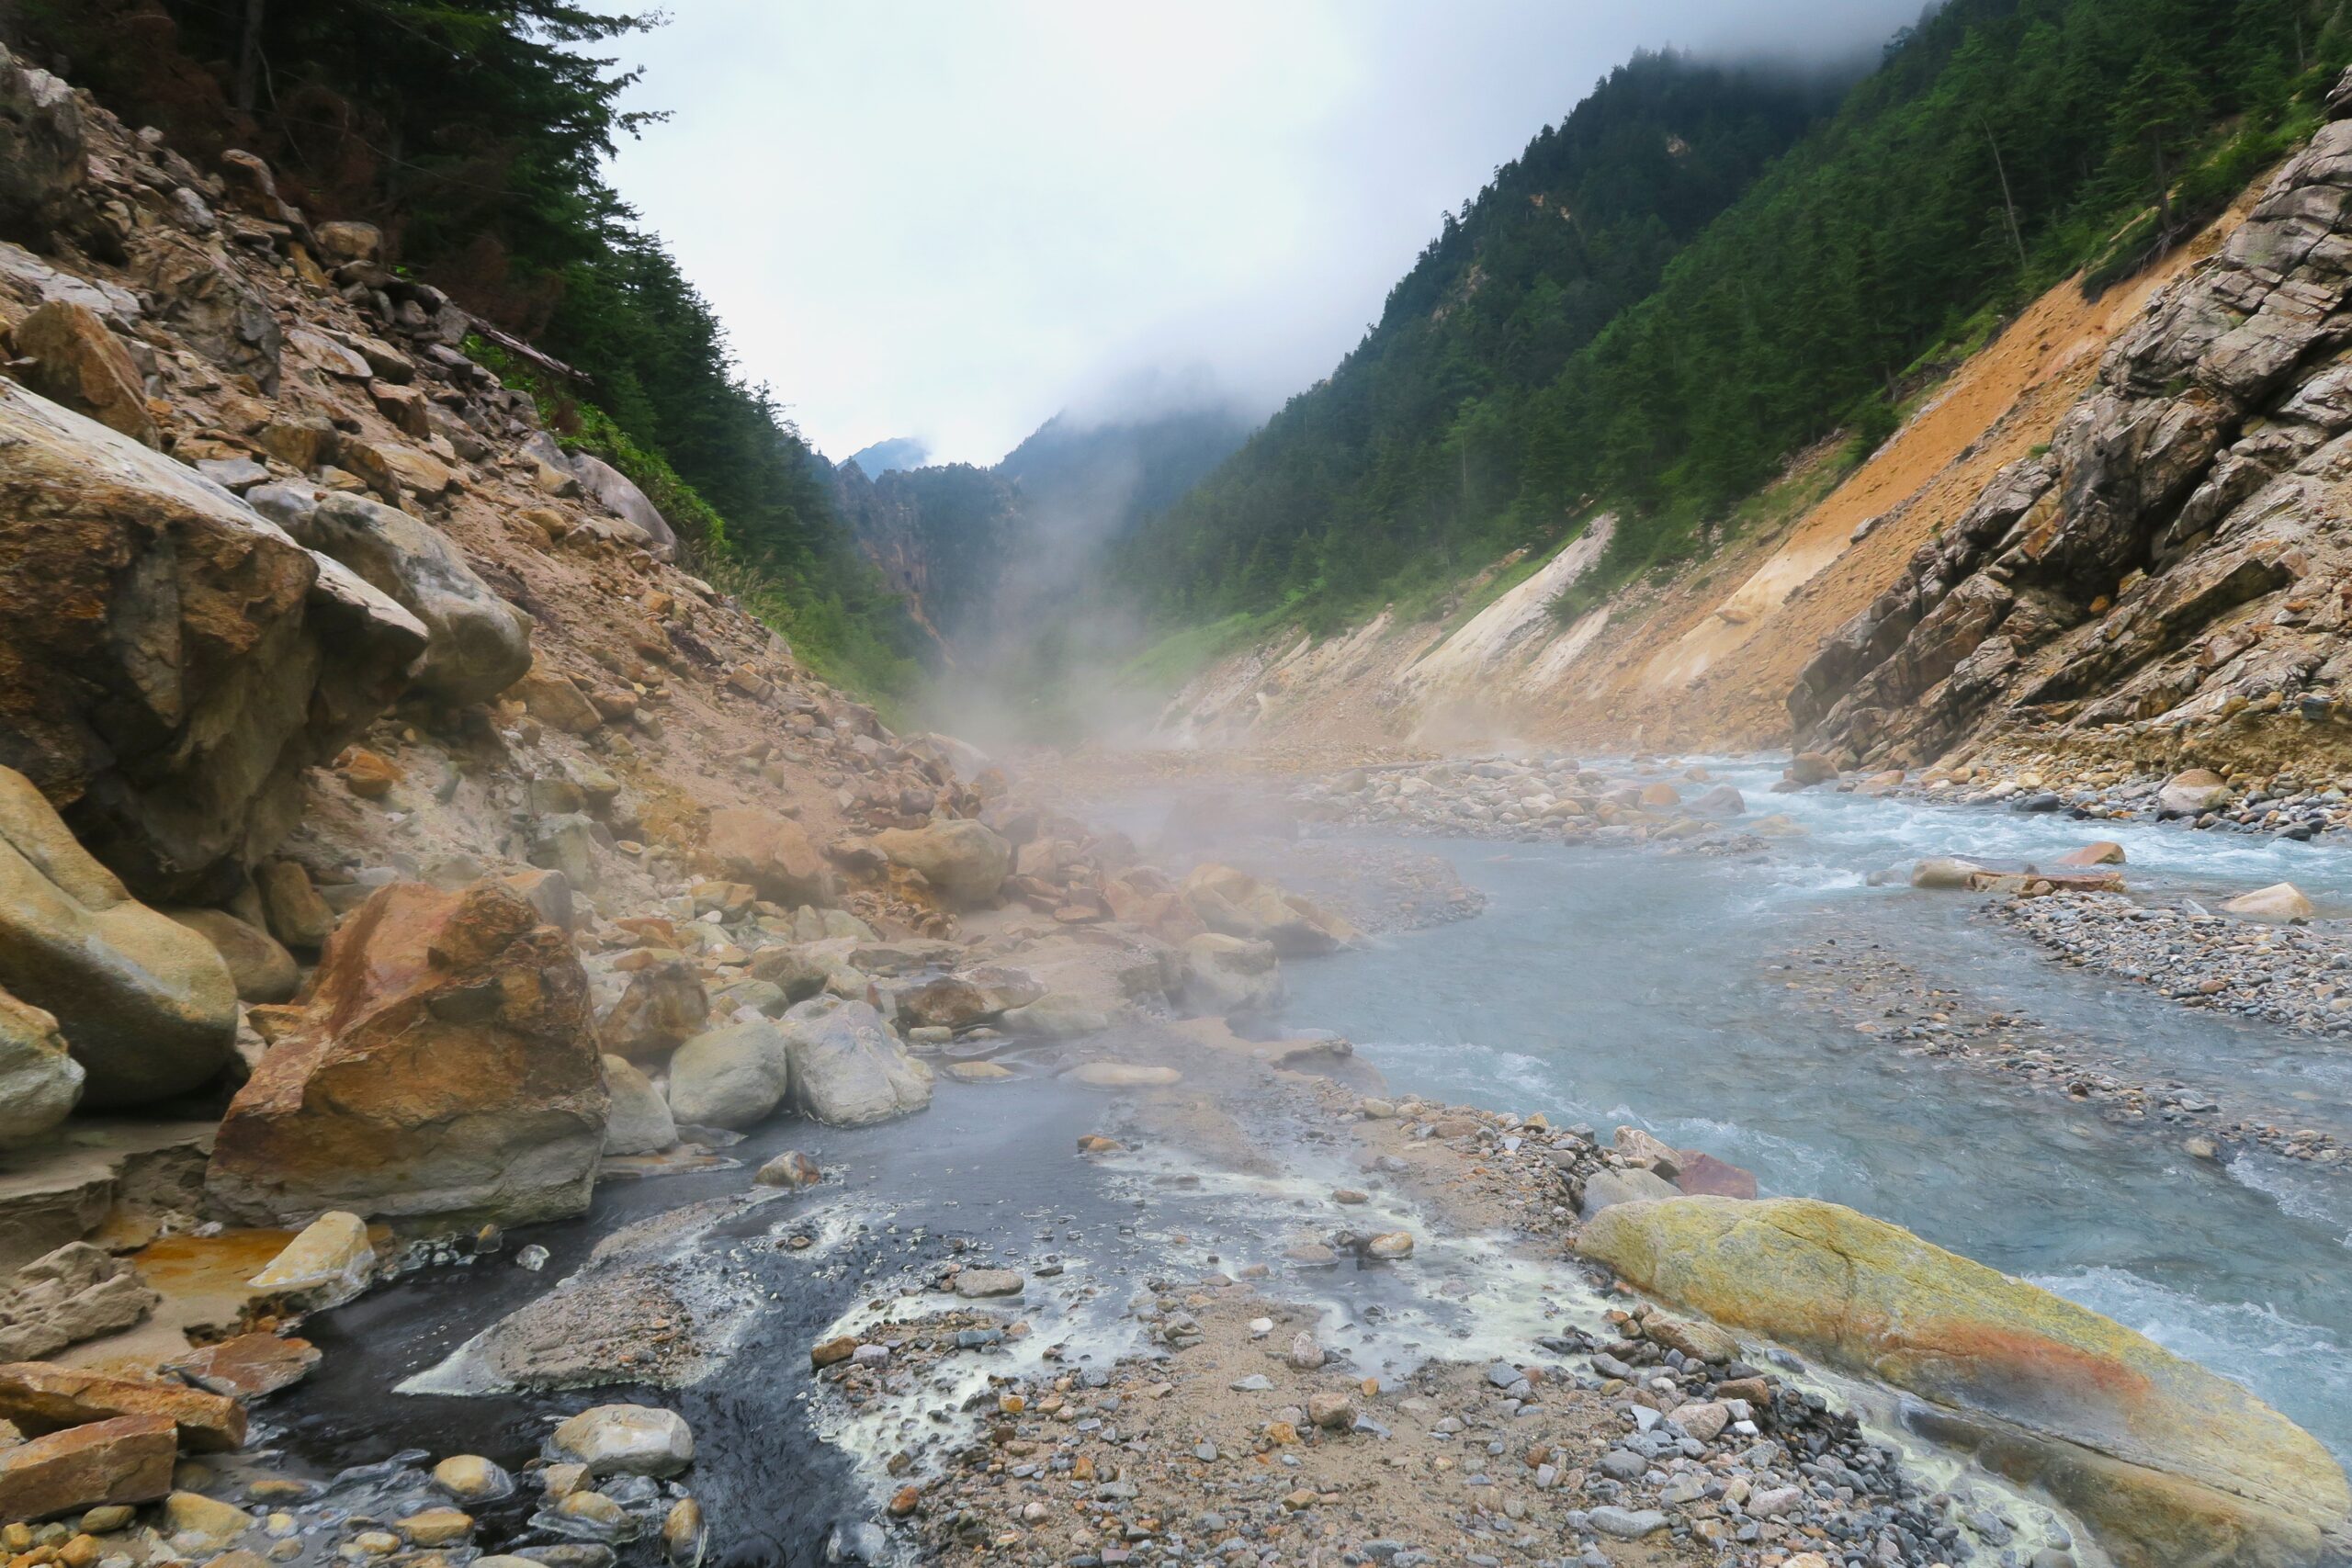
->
[1577,1197,2348,1568]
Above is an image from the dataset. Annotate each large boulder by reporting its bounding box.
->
[0,380,425,901]
[600,1055,677,1156]
[1182,864,1360,955]
[1180,932,1285,1018]
[0,45,84,244]
[665,1021,793,1130]
[0,987,80,1143]
[0,1244,157,1360]
[254,487,533,705]
[869,820,1011,908]
[207,882,607,1225]
[2222,882,2314,921]
[163,908,298,1003]
[0,1415,175,1522]
[1577,1197,2350,1568]
[696,808,830,906]
[2158,768,2232,818]
[780,999,932,1126]
[10,302,154,446]
[601,957,708,1061]
[568,454,678,558]
[0,765,237,1106]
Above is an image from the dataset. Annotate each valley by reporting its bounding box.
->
[0,6,2351,1568]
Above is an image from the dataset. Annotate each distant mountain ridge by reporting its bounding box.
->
[836,399,1254,662]
[847,436,930,478]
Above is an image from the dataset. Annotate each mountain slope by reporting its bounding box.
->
[1113,50,1848,626]
[1117,0,2351,655]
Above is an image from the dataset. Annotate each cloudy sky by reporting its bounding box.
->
[601,0,1928,466]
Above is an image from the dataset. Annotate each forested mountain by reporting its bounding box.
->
[1110,48,1845,627]
[17,0,923,695]
[838,400,1253,660]
[1116,0,2352,636]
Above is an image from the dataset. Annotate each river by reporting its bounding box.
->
[1282,757,2352,1464]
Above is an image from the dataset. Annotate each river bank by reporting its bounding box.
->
[16,746,2352,1568]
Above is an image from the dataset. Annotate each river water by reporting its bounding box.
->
[1283,757,2352,1465]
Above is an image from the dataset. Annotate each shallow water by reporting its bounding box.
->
[1285,759,2352,1464]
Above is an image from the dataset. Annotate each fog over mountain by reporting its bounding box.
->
[602,0,1932,465]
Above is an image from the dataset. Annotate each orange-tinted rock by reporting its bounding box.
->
[1675,1151,1758,1200]
[509,666,602,734]
[601,956,708,1061]
[0,1361,246,1451]
[0,1415,175,1520]
[0,380,424,901]
[696,808,831,906]
[2055,841,2126,867]
[163,1333,321,1399]
[206,881,607,1225]
[11,301,155,446]
[337,748,401,799]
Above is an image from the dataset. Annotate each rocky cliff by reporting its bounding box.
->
[1793,74,2352,780]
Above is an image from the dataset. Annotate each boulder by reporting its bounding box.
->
[10,302,154,446]
[549,1404,693,1478]
[247,1211,375,1307]
[999,994,1113,1039]
[601,958,708,1061]
[163,908,299,1004]
[1576,1167,1679,1218]
[887,965,1044,1030]
[509,665,602,734]
[1611,1126,1681,1176]
[1785,752,1837,786]
[0,46,85,244]
[0,1415,175,1522]
[754,1150,820,1190]
[161,1332,319,1399]
[206,882,608,1225]
[2055,841,2126,867]
[0,380,425,902]
[0,988,80,1144]
[696,808,830,906]
[1182,864,1360,955]
[2158,768,2232,818]
[781,999,933,1127]
[258,488,534,705]
[258,860,335,950]
[0,765,238,1106]
[0,1244,157,1360]
[1577,1196,2350,1568]
[1674,1150,1758,1200]
[0,1362,245,1452]
[1910,857,1986,891]
[313,220,381,264]
[665,1021,793,1130]
[600,1055,677,1156]
[1688,784,1746,818]
[2222,882,2314,921]
[1180,932,1285,1017]
[868,820,1011,908]
[568,453,678,558]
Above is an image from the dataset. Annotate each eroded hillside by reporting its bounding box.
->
[1154,186,2248,763]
